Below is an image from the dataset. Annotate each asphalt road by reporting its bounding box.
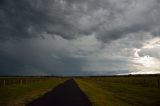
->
[26,79,92,106]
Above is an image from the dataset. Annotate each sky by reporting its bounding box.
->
[0,0,160,76]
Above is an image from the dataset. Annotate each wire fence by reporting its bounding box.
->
[0,77,50,87]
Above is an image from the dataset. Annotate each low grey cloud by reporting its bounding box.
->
[0,35,87,75]
[0,0,160,75]
[1,0,160,42]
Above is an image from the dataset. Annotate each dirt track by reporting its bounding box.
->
[26,79,92,106]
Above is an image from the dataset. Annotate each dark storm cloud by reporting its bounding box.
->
[0,37,87,75]
[0,0,160,42]
[0,0,81,40]
[0,0,101,41]
[1,0,160,75]
[97,24,150,42]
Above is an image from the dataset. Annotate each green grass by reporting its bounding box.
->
[86,76,160,88]
[76,77,160,106]
[0,78,66,106]
[1,76,160,106]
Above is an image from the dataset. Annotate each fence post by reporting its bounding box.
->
[158,79,160,88]
[20,80,22,85]
[3,80,5,87]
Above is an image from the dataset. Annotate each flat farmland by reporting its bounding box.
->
[0,77,67,106]
[0,75,160,106]
[76,75,160,106]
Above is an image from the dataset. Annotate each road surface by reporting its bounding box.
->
[26,79,92,106]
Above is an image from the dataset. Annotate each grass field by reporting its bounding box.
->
[0,75,160,106]
[76,75,160,106]
[0,77,67,106]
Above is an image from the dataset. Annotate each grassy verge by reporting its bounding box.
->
[0,78,66,106]
[76,78,160,106]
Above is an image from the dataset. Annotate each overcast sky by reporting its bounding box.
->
[0,0,160,76]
